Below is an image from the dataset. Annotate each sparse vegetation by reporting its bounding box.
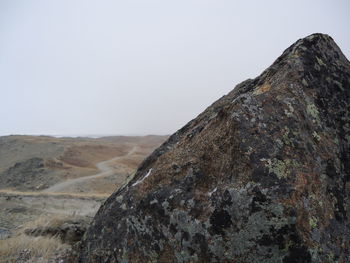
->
[21,213,82,230]
[0,234,69,263]
[0,213,89,262]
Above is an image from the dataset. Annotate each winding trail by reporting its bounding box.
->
[42,146,138,193]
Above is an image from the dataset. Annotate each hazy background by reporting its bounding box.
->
[0,0,349,136]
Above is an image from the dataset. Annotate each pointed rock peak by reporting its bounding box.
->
[78,35,350,263]
[289,33,336,54]
[246,33,349,100]
[271,33,348,73]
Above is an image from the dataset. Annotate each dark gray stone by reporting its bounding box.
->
[79,34,350,263]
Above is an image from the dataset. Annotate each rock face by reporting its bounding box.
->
[79,34,350,262]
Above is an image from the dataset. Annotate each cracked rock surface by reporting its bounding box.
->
[79,34,350,263]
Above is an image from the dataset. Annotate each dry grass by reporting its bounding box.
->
[0,234,69,263]
[20,213,79,230]
[0,214,80,263]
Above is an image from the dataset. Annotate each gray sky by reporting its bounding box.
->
[0,0,349,136]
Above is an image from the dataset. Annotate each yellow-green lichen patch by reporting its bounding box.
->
[309,216,318,229]
[314,63,321,71]
[282,128,292,146]
[115,195,123,202]
[269,159,288,179]
[245,146,253,155]
[316,56,326,66]
[312,131,321,141]
[302,79,308,86]
[282,240,294,252]
[334,137,339,145]
[261,158,300,180]
[327,252,335,261]
[262,159,286,179]
[306,103,321,124]
[284,102,295,117]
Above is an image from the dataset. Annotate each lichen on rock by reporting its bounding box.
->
[78,33,350,263]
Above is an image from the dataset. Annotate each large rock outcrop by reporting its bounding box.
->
[79,34,350,262]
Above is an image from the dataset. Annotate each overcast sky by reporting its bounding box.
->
[0,0,349,136]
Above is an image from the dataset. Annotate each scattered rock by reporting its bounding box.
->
[79,33,350,262]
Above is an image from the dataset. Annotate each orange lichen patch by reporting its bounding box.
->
[253,83,271,95]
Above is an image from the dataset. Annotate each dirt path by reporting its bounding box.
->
[0,146,139,230]
[42,146,138,193]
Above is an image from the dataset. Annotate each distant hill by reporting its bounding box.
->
[0,135,167,192]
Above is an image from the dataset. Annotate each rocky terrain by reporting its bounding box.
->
[0,135,167,193]
[0,135,167,263]
[79,34,350,262]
